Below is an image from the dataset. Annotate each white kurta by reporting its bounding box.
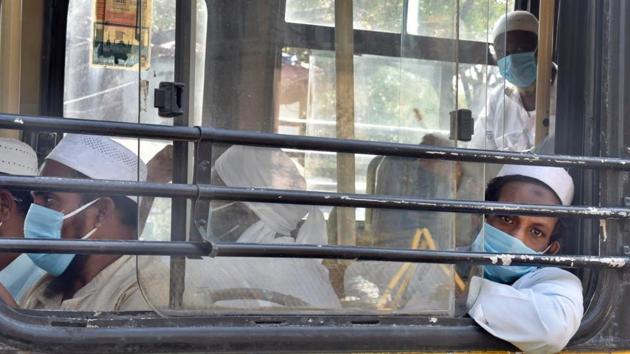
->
[467,267,583,354]
[470,81,557,152]
[20,255,168,311]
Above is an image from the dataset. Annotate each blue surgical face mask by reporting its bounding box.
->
[497,51,537,88]
[24,199,100,276]
[471,222,549,284]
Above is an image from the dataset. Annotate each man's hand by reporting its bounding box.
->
[0,283,17,307]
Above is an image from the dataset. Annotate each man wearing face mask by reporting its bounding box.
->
[17,134,165,311]
[470,11,557,153]
[0,138,46,303]
[466,165,583,353]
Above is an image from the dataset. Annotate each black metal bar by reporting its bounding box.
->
[0,238,627,269]
[1,176,629,218]
[2,113,630,170]
[0,298,515,352]
[280,23,494,65]
[0,114,199,140]
[170,0,193,311]
[199,128,630,169]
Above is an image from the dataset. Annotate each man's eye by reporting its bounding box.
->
[42,196,57,208]
[531,228,544,238]
[500,216,513,224]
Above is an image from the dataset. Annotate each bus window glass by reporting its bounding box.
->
[407,0,515,41]
[63,0,208,242]
[133,1,513,317]
[56,0,522,318]
[285,0,404,33]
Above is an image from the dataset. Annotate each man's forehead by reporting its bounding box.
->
[499,180,560,206]
[495,30,537,45]
[40,160,80,178]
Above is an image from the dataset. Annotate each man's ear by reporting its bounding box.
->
[548,240,561,255]
[94,197,115,226]
[0,190,16,223]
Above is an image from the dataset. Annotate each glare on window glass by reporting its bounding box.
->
[406,0,515,41]
[285,0,403,33]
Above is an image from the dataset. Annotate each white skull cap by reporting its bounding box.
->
[0,138,38,176]
[491,10,538,43]
[46,134,147,202]
[496,164,574,206]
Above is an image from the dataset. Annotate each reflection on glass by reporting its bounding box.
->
[407,0,515,41]
[64,0,207,125]
[285,0,403,33]
[132,0,506,316]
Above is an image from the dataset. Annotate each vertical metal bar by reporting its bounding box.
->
[170,0,194,309]
[334,0,356,246]
[535,0,555,145]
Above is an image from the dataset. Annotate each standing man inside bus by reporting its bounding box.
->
[467,165,583,353]
[469,11,557,152]
[17,134,164,310]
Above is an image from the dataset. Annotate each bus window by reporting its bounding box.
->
[122,0,516,317]
[0,0,629,352]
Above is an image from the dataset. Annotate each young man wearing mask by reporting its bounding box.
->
[467,165,583,353]
[0,138,45,303]
[16,134,168,311]
[470,11,557,153]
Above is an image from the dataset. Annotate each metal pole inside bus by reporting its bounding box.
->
[335,0,356,246]
[535,0,555,145]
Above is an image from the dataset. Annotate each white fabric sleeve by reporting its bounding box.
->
[470,113,493,149]
[467,268,583,354]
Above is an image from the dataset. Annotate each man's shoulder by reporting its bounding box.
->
[514,267,582,289]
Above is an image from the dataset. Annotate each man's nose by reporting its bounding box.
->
[31,195,44,205]
[510,227,529,243]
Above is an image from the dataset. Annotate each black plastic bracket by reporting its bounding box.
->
[449,109,474,142]
[154,82,185,118]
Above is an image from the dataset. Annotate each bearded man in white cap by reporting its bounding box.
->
[16,134,168,311]
[466,165,583,353]
[470,11,557,153]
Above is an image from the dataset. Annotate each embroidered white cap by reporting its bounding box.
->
[46,134,147,202]
[491,10,539,43]
[496,164,574,206]
[0,138,38,176]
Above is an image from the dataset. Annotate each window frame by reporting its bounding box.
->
[21,0,623,351]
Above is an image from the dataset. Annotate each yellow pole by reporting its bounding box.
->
[0,0,22,139]
[335,0,356,246]
[535,0,555,145]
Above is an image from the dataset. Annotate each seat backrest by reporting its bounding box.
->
[370,156,453,249]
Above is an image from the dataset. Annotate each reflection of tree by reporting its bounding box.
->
[282,0,511,192]
[283,0,511,137]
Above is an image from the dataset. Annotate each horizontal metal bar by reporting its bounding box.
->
[0,113,200,141]
[9,171,630,217]
[281,23,493,65]
[2,114,630,169]
[0,238,627,269]
[0,298,512,352]
[1,175,629,218]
